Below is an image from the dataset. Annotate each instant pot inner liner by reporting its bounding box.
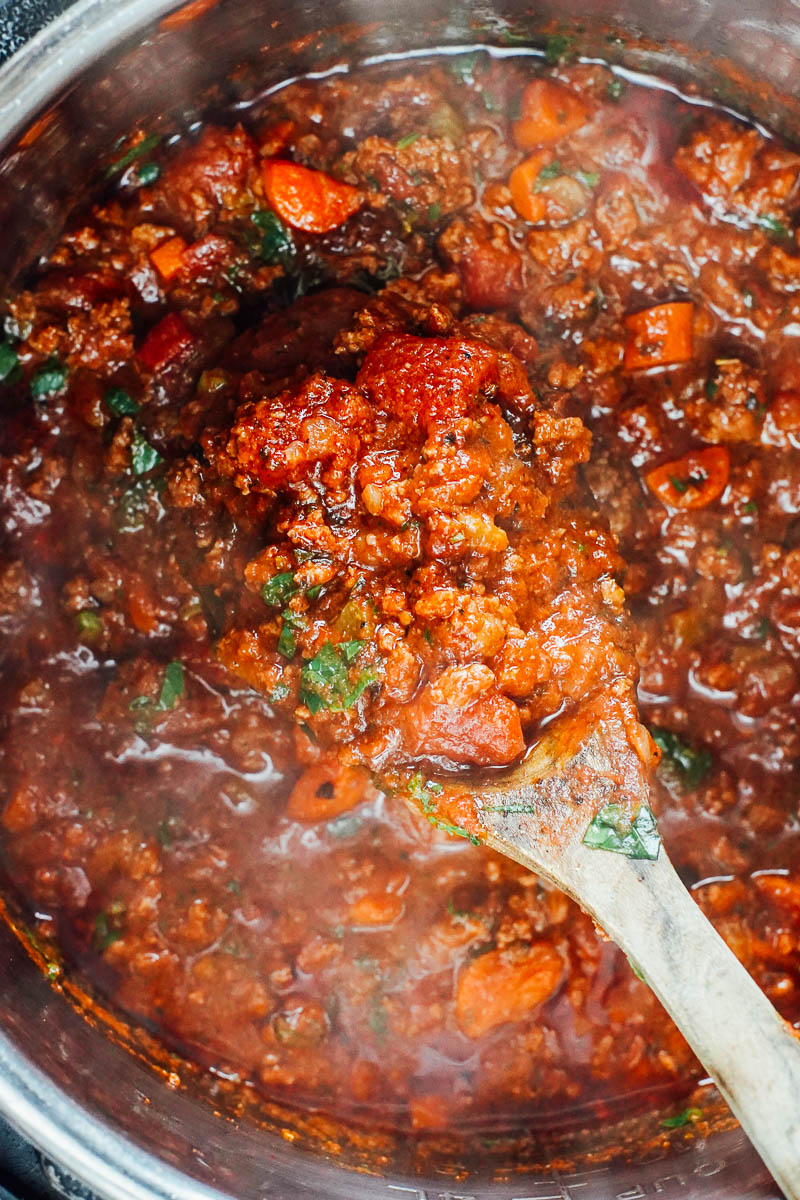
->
[0,0,798,1196]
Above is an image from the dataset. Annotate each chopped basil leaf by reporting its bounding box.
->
[0,342,18,383]
[94,910,123,950]
[545,33,573,64]
[76,610,103,640]
[743,499,758,515]
[130,428,163,476]
[575,168,600,189]
[607,77,626,101]
[31,358,67,398]
[306,584,324,600]
[261,572,298,607]
[251,209,295,266]
[428,201,442,222]
[282,608,308,632]
[135,161,161,186]
[662,1107,702,1129]
[300,641,377,713]
[756,214,791,239]
[705,378,718,398]
[408,772,481,846]
[277,623,296,659]
[268,681,290,703]
[583,803,661,860]
[397,131,421,150]
[106,388,140,417]
[651,727,712,789]
[157,661,185,710]
[106,132,162,179]
[533,159,563,190]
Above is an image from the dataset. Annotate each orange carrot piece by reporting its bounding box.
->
[348,892,404,926]
[754,874,800,910]
[623,301,694,370]
[287,762,368,822]
[513,79,589,149]
[262,160,363,233]
[150,236,188,283]
[455,943,563,1038]
[645,446,730,510]
[508,151,552,223]
[159,0,219,31]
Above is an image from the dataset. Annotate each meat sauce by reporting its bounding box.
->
[2,47,800,1136]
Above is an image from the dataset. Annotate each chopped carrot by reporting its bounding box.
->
[623,302,694,370]
[287,761,369,822]
[513,79,589,149]
[159,0,219,31]
[150,236,188,283]
[455,943,563,1038]
[508,151,552,223]
[754,874,800,910]
[646,446,730,510]
[262,160,363,233]
[409,1095,450,1131]
[138,312,195,372]
[127,578,159,634]
[348,892,404,926]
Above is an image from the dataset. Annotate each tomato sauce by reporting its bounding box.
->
[2,47,800,1136]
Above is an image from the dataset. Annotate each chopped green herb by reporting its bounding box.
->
[268,681,290,703]
[607,77,626,101]
[428,201,442,222]
[226,878,243,896]
[251,208,295,266]
[94,910,123,951]
[135,161,161,186]
[157,820,173,849]
[662,1107,702,1129]
[408,772,481,846]
[157,661,185,710]
[743,499,758,515]
[651,727,712,790]
[705,378,718,399]
[130,428,163,476]
[277,622,296,659]
[106,132,162,179]
[533,159,563,190]
[583,803,661,860]
[76,610,103,641]
[626,954,646,983]
[449,53,479,85]
[422,628,433,645]
[105,388,140,417]
[574,168,600,189]
[300,641,377,712]
[31,358,67,399]
[397,131,421,150]
[282,608,308,632]
[306,584,324,600]
[261,572,298,607]
[747,616,772,641]
[545,33,573,64]
[756,214,791,239]
[0,342,18,383]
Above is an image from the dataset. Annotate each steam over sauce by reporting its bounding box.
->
[2,48,800,1134]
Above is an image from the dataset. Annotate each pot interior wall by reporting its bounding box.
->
[0,1,796,1197]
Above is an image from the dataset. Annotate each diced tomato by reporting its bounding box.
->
[137,312,196,371]
[508,152,552,223]
[150,236,188,283]
[623,302,694,370]
[645,446,730,510]
[455,943,564,1037]
[262,159,363,233]
[513,79,589,149]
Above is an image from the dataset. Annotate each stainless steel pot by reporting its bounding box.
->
[0,1,796,1196]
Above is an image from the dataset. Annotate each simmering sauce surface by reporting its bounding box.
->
[2,47,800,1134]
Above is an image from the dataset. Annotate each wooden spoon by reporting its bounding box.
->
[438,691,800,1199]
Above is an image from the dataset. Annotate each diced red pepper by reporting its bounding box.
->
[138,312,196,371]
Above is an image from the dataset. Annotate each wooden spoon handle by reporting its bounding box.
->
[578,849,800,1199]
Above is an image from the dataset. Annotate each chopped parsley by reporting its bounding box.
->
[262,572,298,607]
[251,209,295,266]
[545,33,573,64]
[76,610,103,641]
[277,622,297,659]
[756,214,791,239]
[130,427,163,475]
[106,132,162,179]
[651,727,711,790]
[31,358,67,399]
[662,1107,702,1129]
[397,131,421,150]
[94,907,124,951]
[583,803,661,860]
[135,161,161,186]
[409,772,481,846]
[0,342,18,383]
[607,77,626,101]
[448,53,479,86]
[743,499,758,515]
[300,641,377,713]
[157,661,185,710]
[575,168,600,189]
[533,159,564,190]
[105,388,140,417]
[428,201,442,222]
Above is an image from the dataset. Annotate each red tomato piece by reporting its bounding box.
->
[138,312,196,371]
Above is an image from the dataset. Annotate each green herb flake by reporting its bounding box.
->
[408,772,481,846]
[428,201,442,222]
[106,132,162,179]
[226,878,243,896]
[130,427,163,476]
[277,623,296,659]
[106,388,140,417]
[251,208,295,266]
[0,342,18,383]
[340,639,364,663]
[583,803,661,860]
[747,616,772,641]
[300,641,377,712]
[756,214,791,239]
[135,161,161,186]
[705,378,718,399]
[651,727,712,790]
[397,131,421,150]
[574,168,600,189]
[533,159,563,191]
[94,910,123,951]
[306,584,324,600]
[31,358,67,399]
[76,609,103,641]
[743,499,758,515]
[662,1107,702,1129]
[545,33,573,64]
[448,53,479,86]
[607,77,626,101]
[157,661,185,711]
[261,572,298,607]
[269,681,290,703]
